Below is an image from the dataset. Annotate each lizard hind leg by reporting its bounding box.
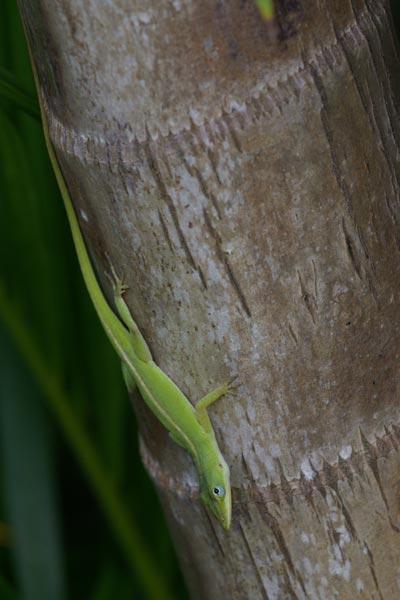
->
[106,260,152,363]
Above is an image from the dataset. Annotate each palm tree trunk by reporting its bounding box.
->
[19,0,400,597]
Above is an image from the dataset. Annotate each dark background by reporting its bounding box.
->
[0,2,399,599]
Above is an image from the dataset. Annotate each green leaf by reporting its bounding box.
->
[0,65,40,121]
[0,284,175,600]
[0,323,66,600]
[89,562,135,600]
[0,571,19,600]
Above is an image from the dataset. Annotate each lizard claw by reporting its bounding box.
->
[225,376,240,396]
[105,253,129,296]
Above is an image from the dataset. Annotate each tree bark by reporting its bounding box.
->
[19,0,400,597]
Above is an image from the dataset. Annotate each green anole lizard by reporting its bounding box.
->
[27,46,235,531]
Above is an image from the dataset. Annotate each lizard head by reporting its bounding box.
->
[200,456,231,530]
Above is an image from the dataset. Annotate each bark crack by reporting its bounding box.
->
[239,522,271,600]
[144,144,208,290]
[297,269,317,324]
[179,152,222,220]
[359,427,399,532]
[203,208,251,317]
[335,12,400,201]
[341,218,363,281]
[260,508,306,596]
[364,542,385,600]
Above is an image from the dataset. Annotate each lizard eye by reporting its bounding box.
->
[213,485,225,498]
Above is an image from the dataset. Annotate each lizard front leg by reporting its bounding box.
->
[195,379,238,433]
